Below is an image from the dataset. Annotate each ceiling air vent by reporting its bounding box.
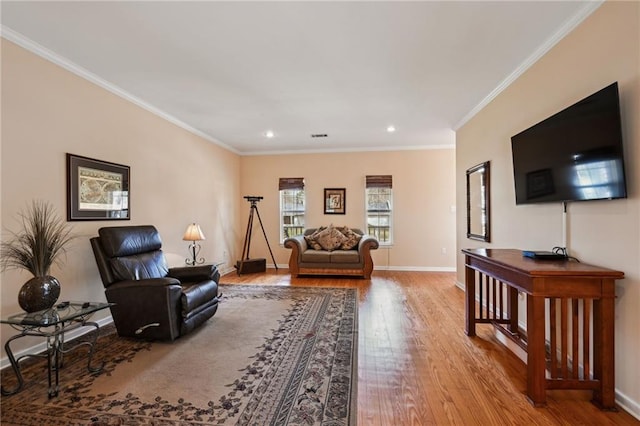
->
[310,133,328,138]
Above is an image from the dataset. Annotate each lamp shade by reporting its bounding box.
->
[183,223,205,241]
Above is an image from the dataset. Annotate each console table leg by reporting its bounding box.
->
[526,294,547,407]
[593,289,616,410]
[464,263,476,336]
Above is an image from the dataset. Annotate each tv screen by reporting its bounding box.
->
[511,82,627,205]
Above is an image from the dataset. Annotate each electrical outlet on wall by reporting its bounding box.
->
[441,247,447,254]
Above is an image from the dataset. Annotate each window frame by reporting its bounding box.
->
[365,175,393,245]
[279,178,305,243]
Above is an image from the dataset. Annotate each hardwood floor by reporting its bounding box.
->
[220,269,639,425]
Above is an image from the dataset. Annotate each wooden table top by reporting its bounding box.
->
[462,248,625,279]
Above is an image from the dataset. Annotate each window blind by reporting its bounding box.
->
[365,175,392,189]
[279,177,305,191]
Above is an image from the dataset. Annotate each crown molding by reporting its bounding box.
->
[241,143,455,157]
[1,26,240,155]
[453,0,604,131]
[1,26,453,157]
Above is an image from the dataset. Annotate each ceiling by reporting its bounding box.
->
[1,1,599,155]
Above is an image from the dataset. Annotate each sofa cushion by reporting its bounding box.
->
[315,225,348,251]
[110,250,169,281]
[338,227,362,250]
[330,250,360,263]
[301,250,332,263]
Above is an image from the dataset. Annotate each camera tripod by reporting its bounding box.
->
[237,196,278,275]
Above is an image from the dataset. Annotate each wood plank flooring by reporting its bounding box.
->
[220,269,639,425]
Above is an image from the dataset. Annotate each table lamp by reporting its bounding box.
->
[183,223,205,265]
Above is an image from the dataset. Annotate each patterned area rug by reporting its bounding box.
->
[0,285,357,425]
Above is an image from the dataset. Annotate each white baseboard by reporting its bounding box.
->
[494,329,527,363]
[218,265,236,276]
[0,315,114,371]
[266,264,456,272]
[616,389,640,420]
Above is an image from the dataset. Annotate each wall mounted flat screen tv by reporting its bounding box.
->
[511,82,627,205]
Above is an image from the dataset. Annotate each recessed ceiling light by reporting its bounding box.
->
[264,130,275,138]
[386,125,396,133]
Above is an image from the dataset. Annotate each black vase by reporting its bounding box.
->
[18,275,61,313]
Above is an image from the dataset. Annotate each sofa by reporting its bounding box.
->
[284,226,379,278]
[90,225,220,341]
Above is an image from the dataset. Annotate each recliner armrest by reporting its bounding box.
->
[107,277,181,290]
[168,264,220,283]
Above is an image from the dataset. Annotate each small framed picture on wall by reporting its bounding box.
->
[324,188,346,215]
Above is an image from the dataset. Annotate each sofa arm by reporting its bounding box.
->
[168,264,220,284]
[284,236,308,257]
[358,235,379,279]
[284,235,308,277]
[358,235,380,252]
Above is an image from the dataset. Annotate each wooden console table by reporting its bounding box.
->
[462,248,624,409]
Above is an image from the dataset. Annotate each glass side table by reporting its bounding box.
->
[0,301,113,398]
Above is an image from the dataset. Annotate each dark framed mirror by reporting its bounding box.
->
[466,161,490,242]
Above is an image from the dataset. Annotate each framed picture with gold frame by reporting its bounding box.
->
[324,188,346,215]
[67,153,130,221]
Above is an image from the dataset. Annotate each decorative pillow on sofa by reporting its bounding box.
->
[304,228,325,250]
[315,224,348,251]
[337,227,362,250]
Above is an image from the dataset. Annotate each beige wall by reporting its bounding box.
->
[1,40,242,355]
[456,2,639,414]
[240,149,456,270]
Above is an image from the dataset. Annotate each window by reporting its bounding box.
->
[279,177,305,242]
[365,175,392,244]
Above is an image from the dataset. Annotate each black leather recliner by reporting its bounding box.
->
[90,225,220,341]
